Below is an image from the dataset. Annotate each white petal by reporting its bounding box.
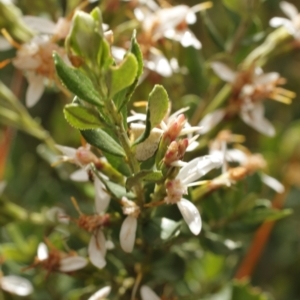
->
[22,16,56,34]
[127,113,147,123]
[37,242,49,261]
[164,29,201,49]
[0,275,33,296]
[13,55,41,70]
[111,46,126,62]
[105,240,115,250]
[177,155,222,185]
[25,73,45,107]
[88,286,111,300]
[46,207,69,224]
[225,149,248,164]
[147,50,173,77]
[280,1,299,20]
[70,169,89,182]
[88,230,107,269]
[211,62,237,83]
[186,11,197,24]
[269,17,294,32]
[94,177,111,213]
[59,256,88,272]
[254,72,279,84]
[156,6,190,31]
[198,108,226,134]
[0,36,12,51]
[140,285,160,300]
[240,103,275,137]
[177,198,201,235]
[120,216,137,253]
[55,144,77,158]
[261,173,284,193]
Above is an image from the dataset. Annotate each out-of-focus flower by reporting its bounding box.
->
[12,35,67,107]
[134,2,212,49]
[200,62,296,136]
[31,242,87,273]
[164,155,222,235]
[119,197,140,253]
[111,43,179,78]
[208,130,284,193]
[55,144,111,211]
[124,1,211,77]
[140,285,160,300]
[270,1,300,40]
[1,15,71,107]
[0,274,33,297]
[72,197,111,269]
[88,286,111,300]
[55,144,99,181]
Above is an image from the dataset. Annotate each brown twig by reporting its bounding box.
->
[235,186,290,279]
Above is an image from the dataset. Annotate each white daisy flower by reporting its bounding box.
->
[270,1,300,40]
[164,155,222,235]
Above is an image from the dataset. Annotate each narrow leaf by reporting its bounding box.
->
[53,53,102,105]
[81,129,125,157]
[114,31,144,113]
[64,104,104,130]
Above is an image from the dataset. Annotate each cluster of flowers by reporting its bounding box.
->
[0,0,298,298]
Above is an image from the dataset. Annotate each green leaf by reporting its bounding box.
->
[81,129,125,157]
[113,31,144,113]
[104,151,132,177]
[103,179,135,199]
[143,217,181,246]
[232,280,270,300]
[222,0,246,15]
[202,231,242,255]
[53,53,102,105]
[133,85,169,145]
[203,280,271,300]
[242,207,292,225]
[63,104,104,130]
[130,30,143,79]
[126,170,163,190]
[108,53,138,97]
[151,252,185,281]
[65,9,102,62]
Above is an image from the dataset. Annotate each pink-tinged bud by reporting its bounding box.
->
[164,141,179,166]
[177,138,189,158]
[164,138,189,166]
[75,147,98,165]
[164,114,186,142]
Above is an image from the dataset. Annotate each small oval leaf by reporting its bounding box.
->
[134,85,169,145]
[108,53,138,97]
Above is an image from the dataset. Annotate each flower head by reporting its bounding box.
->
[31,242,87,273]
[200,62,296,136]
[270,1,300,40]
[164,155,222,235]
